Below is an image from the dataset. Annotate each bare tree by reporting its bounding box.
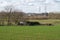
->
[4,5,26,25]
[4,5,14,25]
[13,11,26,25]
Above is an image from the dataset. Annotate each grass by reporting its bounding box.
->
[0,25,60,40]
[28,19,60,24]
[0,19,60,40]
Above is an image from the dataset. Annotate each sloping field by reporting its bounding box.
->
[0,25,60,40]
[28,19,60,24]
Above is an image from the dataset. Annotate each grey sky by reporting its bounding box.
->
[0,0,60,13]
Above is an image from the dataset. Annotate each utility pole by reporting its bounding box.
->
[45,3,47,13]
[44,2,48,16]
[39,5,41,13]
[38,0,46,13]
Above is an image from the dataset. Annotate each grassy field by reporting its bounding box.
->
[28,19,60,24]
[0,25,60,40]
[0,19,60,40]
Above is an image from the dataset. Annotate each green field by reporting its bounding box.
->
[0,25,60,40]
[28,19,60,24]
[0,19,60,40]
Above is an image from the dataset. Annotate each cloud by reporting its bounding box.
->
[0,0,60,13]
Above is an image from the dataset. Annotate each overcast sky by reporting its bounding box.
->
[0,0,60,13]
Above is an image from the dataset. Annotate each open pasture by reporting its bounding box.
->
[0,19,60,40]
[0,25,60,40]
